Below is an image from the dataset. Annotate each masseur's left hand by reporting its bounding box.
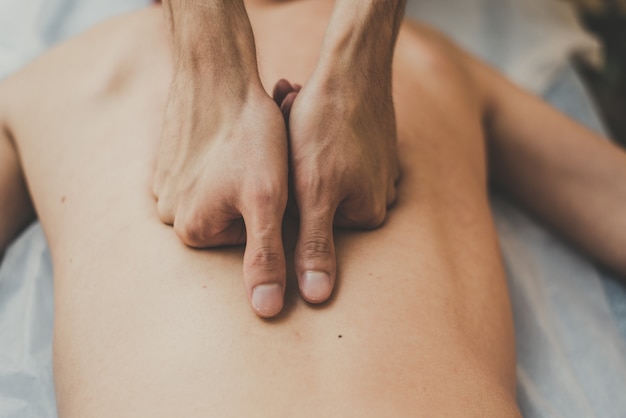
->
[271,0,405,304]
[273,71,400,304]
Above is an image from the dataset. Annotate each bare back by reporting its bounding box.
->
[2,3,518,416]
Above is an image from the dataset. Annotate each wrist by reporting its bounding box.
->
[318,28,393,74]
[310,53,392,104]
[165,0,261,90]
[315,0,405,87]
[173,65,266,108]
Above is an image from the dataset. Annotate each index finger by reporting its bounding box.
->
[241,197,288,318]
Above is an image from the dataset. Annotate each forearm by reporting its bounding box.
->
[317,0,406,83]
[162,0,263,95]
[487,75,626,276]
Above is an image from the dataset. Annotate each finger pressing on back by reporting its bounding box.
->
[242,205,287,318]
[295,204,337,304]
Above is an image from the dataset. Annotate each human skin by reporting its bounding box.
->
[0,129,32,253]
[1,2,625,416]
[156,0,405,318]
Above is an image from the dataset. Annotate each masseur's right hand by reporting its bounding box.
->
[155,0,288,318]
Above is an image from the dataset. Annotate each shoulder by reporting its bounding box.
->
[395,19,509,115]
[0,6,169,127]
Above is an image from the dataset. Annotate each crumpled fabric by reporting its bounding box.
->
[1,1,624,417]
[405,0,602,93]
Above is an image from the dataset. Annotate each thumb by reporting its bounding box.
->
[295,204,337,304]
[272,79,300,122]
[243,206,287,318]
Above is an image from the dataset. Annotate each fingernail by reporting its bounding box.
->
[252,284,283,317]
[301,271,332,302]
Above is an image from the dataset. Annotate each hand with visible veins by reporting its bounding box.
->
[156,0,405,317]
[269,0,405,304]
[273,74,399,304]
[155,0,289,318]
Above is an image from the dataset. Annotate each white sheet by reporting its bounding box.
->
[406,0,602,93]
[1,1,624,417]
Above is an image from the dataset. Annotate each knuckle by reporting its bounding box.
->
[251,185,272,205]
[156,198,175,225]
[294,172,330,202]
[152,180,161,199]
[366,205,387,228]
[387,186,397,206]
[249,179,286,208]
[247,246,283,272]
[349,207,386,229]
[252,188,274,207]
[339,191,387,228]
[152,165,171,198]
[300,233,333,260]
[362,195,387,227]
[175,215,212,247]
[393,164,401,182]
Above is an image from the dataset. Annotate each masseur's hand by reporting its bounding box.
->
[270,0,405,304]
[273,72,399,304]
[155,0,288,318]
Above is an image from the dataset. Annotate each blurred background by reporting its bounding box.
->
[566,0,626,146]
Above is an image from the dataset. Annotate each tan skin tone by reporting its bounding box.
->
[0,2,625,416]
[157,0,405,317]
